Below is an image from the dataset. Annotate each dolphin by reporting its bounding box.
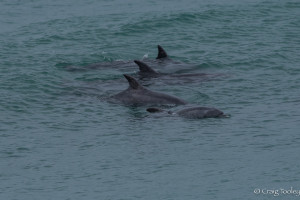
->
[63,45,182,72]
[134,60,209,78]
[147,106,226,119]
[112,74,187,106]
[64,45,169,72]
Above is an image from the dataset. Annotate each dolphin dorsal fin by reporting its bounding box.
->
[156,45,168,59]
[123,74,143,90]
[134,60,158,74]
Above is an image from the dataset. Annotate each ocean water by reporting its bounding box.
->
[1,0,300,199]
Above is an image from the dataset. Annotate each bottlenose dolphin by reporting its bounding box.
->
[134,60,210,79]
[64,45,169,72]
[63,45,187,73]
[147,106,226,119]
[112,74,187,106]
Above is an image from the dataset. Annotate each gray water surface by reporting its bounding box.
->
[1,0,300,199]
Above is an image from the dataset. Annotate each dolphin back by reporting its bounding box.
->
[113,74,187,106]
[177,107,224,119]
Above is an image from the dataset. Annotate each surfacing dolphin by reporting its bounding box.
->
[112,74,187,106]
[147,106,226,119]
[63,45,169,72]
[134,60,212,79]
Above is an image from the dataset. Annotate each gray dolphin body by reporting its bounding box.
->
[64,45,169,72]
[147,107,225,119]
[112,74,187,106]
[134,60,208,78]
[64,45,185,73]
